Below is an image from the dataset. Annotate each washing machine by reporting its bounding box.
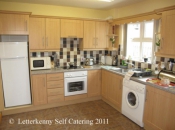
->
[122,78,146,127]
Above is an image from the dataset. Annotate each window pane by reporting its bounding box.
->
[142,42,152,61]
[127,23,140,38]
[127,42,140,60]
[144,21,154,38]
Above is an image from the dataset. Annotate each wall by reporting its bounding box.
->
[112,0,175,19]
[0,1,110,19]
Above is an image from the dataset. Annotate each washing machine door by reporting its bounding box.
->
[126,90,139,109]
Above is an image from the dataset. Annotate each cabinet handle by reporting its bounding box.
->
[161,38,164,49]
[145,90,148,102]
[25,20,28,31]
[50,84,61,86]
[93,38,96,46]
[42,37,44,47]
[46,37,48,46]
[43,78,46,87]
[96,38,98,46]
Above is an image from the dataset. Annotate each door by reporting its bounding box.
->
[125,90,139,109]
[83,21,96,49]
[1,58,31,107]
[32,74,47,105]
[144,86,175,130]
[64,77,87,96]
[107,73,123,111]
[160,10,175,55]
[0,13,29,35]
[61,19,83,38]
[46,18,60,49]
[95,22,107,49]
[88,70,101,97]
[29,17,45,50]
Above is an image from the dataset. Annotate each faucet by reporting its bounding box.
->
[125,62,135,69]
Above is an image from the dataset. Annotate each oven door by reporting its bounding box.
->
[64,76,87,96]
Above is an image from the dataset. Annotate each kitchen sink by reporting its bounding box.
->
[132,68,152,77]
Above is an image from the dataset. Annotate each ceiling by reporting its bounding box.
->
[0,0,145,10]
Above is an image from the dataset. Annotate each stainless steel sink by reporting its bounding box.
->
[132,68,152,77]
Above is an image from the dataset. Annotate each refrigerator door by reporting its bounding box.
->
[1,57,31,107]
[0,42,28,58]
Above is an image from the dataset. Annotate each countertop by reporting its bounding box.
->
[31,65,175,95]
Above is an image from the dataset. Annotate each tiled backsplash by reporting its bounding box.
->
[30,38,174,69]
[30,38,117,67]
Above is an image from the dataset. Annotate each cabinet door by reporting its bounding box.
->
[83,21,96,49]
[32,74,47,105]
[88,70,101,97]
[46,18,60,49]
[61,19,83,38]
[29,17,45,50]
[0,14,29,35]
[160,10,175,55]
[144,86,175,130]
[95,22,107,49]
[101,70,109,99]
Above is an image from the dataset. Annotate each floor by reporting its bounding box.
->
[0,100,145,130]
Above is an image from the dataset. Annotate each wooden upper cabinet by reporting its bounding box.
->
[156,9,175,57]
[0,13,29,35]
[83,21,96,49]
[144,86,175,130]
[32,74,47,105]
[88,70,101,97]
[45,18,60,49]
[61,19,83,38]
[29,17,60,50]
[80,21,108,50]
[95,22,108,49]
[29,17,45,50]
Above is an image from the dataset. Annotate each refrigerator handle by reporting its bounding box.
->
[0,57,28,60]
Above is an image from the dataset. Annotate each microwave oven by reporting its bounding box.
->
[30,57,51,70]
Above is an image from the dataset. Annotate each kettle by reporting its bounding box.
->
[112,56,118,66]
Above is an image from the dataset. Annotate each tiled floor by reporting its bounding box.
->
[0,100,145,130]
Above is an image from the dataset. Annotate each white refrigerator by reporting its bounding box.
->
[0,42,31,107]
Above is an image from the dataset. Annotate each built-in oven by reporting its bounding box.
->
[64,71,87,96]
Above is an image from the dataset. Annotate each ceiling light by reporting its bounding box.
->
[99,0,114,2]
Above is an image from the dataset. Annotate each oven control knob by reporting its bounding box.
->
[67,74,70,77]
[70,74,73,77]
[82,73,85,75]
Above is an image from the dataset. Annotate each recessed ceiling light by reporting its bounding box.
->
[99,0,114,2]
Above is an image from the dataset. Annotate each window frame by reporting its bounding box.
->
[125,20,155,63]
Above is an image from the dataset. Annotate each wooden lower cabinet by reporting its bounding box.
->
[0,112,2,123]
[102,70,123,111]
[144,85,175,130]
[32,74,47,105]
[88,70,101,97]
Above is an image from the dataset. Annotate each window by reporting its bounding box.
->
[126,21,154,62]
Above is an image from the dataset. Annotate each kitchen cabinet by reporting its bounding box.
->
[102,70,123,111]
[155,9,175,58]
[46,73,64,103]
[29,17,60,50]
[88,70,101,97]
[32,74,47,105]
[79,21,108,50]
[61,19,83,38]
[144,85,175,130]
[0,13,29,35]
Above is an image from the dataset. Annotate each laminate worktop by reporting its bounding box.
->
[31,65,175,95]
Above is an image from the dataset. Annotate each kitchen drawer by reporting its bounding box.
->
[47,80,64,88]
[48,95,64,103]
[47,73,63,81]
[47,88,64,96]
